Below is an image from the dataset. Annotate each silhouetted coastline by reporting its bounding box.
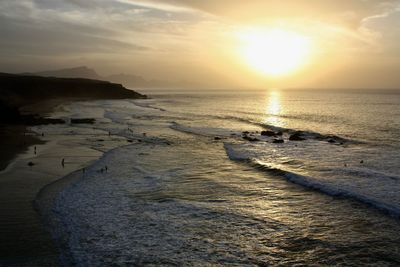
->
[0,73,146,265]
[0,72,146,118]
[0,72,146,170]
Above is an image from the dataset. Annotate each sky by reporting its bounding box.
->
[1,0,400,89]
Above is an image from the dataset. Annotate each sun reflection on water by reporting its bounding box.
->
[264,90,284,127]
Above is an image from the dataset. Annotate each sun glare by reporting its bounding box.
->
[238,28,312,76]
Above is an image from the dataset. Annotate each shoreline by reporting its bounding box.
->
[0,98,74,172]
[0,99,133,266]
[0,125,44,171]
[34,170,90,266]
[34,142,137,266]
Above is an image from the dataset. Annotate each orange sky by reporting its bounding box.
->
[1,0,400,89]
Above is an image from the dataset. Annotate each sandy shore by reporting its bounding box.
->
[0,101,130,266]
[0,126,44,171]
[0,98,73,172]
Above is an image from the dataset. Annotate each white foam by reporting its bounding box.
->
[224,143,400,217]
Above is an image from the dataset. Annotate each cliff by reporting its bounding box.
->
[0,73,146,123]
[0,73,145,107]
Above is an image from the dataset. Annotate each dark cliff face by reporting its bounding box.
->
[0,73,146,123]
[0,73,146,106]
[0,100,20,123]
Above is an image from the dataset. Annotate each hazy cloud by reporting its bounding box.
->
[0,0,400,87]
[123,0,399,22]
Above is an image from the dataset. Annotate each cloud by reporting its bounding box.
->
[0,0,215,75]
[1,0,400,88]
[117,0,400,50]
[104,0,400,29]
[0,1,159,57]
[360,7,400,54]
[115,0,195,13]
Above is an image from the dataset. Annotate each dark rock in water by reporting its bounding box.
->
[242,131,250,135]
[258,262,268,267]
[27,161,35,166]
[243,135,259,142]
[127,139,133,143]
[360,160,364,164]
[316,134,347,144]
[273,139,284,143]
[261,130,276,136]
[97,139,104,142]
[15,115,65,126]
[71,118,95,124]
[289,132,306,141]
[214,136,222,140]
[29,117,65,125]
[276,131,283,136]
[0,100,66,125]
[230,133,237,136]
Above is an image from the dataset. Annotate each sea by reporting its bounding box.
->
[44,89,400,266]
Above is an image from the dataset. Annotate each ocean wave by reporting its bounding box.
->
[170,120,356,145]
[169,121,236,137]
[226,108,351,125]
[124,99,357,145]
[131,100,167,112]
[224,143,400,218]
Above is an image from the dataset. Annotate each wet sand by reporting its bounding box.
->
[0,101,129,266]
[0,98,73,172]
[0,126,44,171]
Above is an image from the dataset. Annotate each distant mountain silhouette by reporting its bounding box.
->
[106,73,149,87]
[106,73,200,89]
[26,66,102,80]
[25,66,201,89]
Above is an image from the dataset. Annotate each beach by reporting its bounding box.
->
[0,101,131,266]
[1,90,400,266]
[0,71,146,265]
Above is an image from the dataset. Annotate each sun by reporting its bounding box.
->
[238,28,312,76]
